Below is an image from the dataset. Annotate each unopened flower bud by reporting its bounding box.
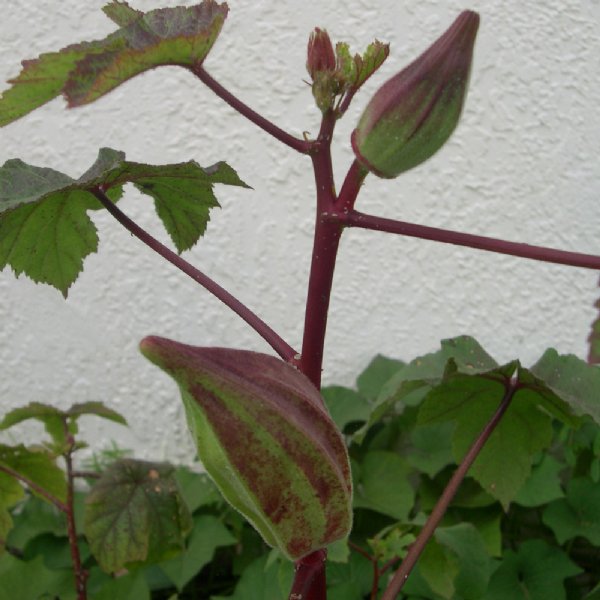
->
[307,28,336,80]
[351,10,480,178]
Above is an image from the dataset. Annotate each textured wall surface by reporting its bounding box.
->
[1,0,598,463]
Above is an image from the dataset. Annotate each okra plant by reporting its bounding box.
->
[0,2,599,599]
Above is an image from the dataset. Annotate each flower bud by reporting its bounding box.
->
[351,10,480,178]
[306,28,336,80]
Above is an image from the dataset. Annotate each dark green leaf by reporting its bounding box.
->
[588,282,600,364]
[159,514,235,591]
[515,454,565,507]
[529,349,600,425]
[174,468,222,513]
[0,445,67,504]
[355,354,404,400]
[407,421,455,477]
[0,2,228,124]
[353,451,414,520]
[326,552,374,600]
[7,496,66,548]
[93,570,150,600]
[0,554,73,600]
[322,386,371,431]
[0,469,25,510]
[84,458,192,572]
[0,149,246,294]
[542,478,600,545]
[484,540,581,600]
[0,509,11,557]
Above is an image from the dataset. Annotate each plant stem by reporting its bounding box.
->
[288,549,328,600]
[340,210,600,270]
[335,160,368,213]
[91,188,298,363]
[0,464,67,512]
[63,426,87,600]
[190,65,312,154]
[381,380,517,600]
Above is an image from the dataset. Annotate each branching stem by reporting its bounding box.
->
[381,381,517,600]
[191,65,312,154]
[0,464,67,513]
[91,188,298,363]
[339,210,600,270]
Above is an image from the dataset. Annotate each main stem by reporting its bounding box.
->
[381,381,517,600]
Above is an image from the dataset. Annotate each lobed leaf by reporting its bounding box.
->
[0,402,67,447]
[0,148,246,295]
[84,458,193,572]
[66,401,127,426]
[0,1,228,125]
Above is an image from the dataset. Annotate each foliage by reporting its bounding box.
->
[1,1,599,599]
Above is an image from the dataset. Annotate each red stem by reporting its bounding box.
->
[381,380,517,600]
[289,548,328,599]
[63,428,88,600]
[190,65,311,154]
[91,189,298,364]
[340,210,600,270]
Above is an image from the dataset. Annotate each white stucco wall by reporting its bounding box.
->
[0,0,598,463]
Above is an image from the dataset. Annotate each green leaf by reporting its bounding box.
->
[322,386,371,432]
[0,472,23,554]
[159,514,235,591]
[326,552,374,600]
[93,570,150,600]
[84,458,193,572]
[6,496,66,548]
[528,349,600,425]
[0,2,228,124]
[67,401,127,426]
[542,478,600,545]
[355,336,499,443]
[0,402,67,447]
[174,468,222,513]
[353,40,390,90]
[407,421,455,477]
[515,454,565,507]
[0,510,11,557]
[484,540,581,600]
[353,451,414,520]
[0,149,247,295]
[0,554,73,600]
[588,283,600,364]
[0,445,67,504]
[355,354,404,400]
[418,363,558,508]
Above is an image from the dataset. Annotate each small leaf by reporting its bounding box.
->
[67,402,127,426]
[0,444,67,504]
[352,40,390,90]
[0,1,229,124]
[84,458,193,572]
[542,478,600,545]
[0,402,66,447]
[0,149,246,294]
[356,354,404,400]
[515,454,564,507]
[158,514,236,591]
[322,386,371,432]
[485,540,581,600]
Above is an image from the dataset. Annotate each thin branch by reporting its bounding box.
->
[335,159,368,213]
[340,210,600,270]
[190,65,312,154]
[381,381,517,600]
[91,189,298,363]
[72,470,101,480]
[0,464,67,513]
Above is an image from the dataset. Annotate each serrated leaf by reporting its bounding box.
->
[0,402,66,446]
[0,148,246,294]
[542,478,600,545]
[484,540,581,600]
[67,402,127,426]
[84,458,192,572]
[158,514,235,591]
[0,2,228,124]
[353,41,390,90]
[102,1,143,27]
[0,445,67,504]
[529,349,600,425]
